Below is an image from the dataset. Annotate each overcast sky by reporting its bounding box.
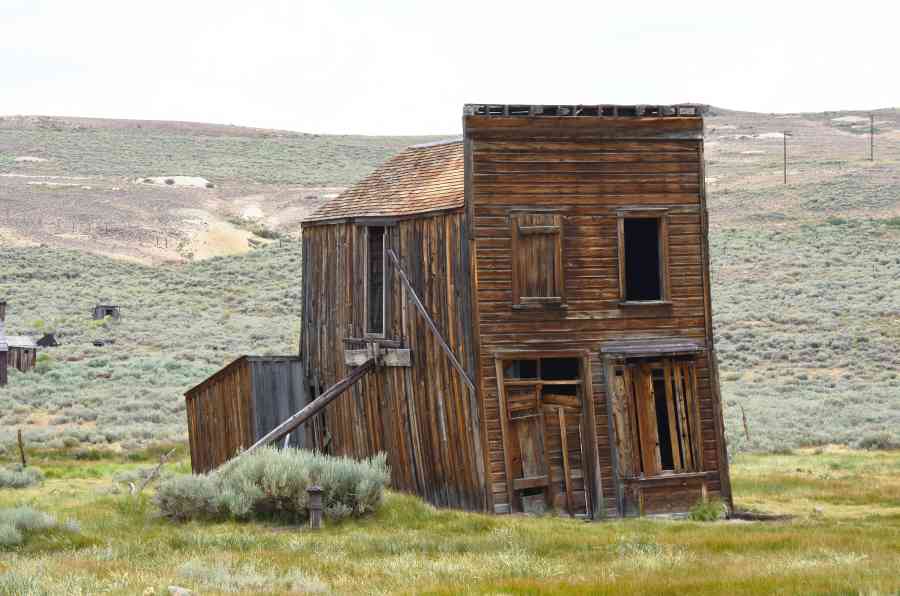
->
[2,0,897,135]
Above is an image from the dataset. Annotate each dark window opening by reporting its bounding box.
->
[543,384,578,397]
[652,375,675,471]
[624,218,662,301]
[366,226,385,335]
[541,357,580,380]
[504,359,538,380]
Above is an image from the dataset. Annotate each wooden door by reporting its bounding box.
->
[496,355,593,516]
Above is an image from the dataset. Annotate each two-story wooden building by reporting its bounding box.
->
[298,104,731,518]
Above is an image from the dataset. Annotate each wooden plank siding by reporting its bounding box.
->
[186,356,255,474]
[185,356,308,473]
[300,211,487,511]
[464,114,731,517]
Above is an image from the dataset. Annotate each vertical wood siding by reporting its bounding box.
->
[7,348,36,372]
[465,117,730,516]
[186,357,254,473]
[185,356,307,473]
[301,211,487,511]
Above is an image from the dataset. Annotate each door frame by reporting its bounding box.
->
[493,349,603,518]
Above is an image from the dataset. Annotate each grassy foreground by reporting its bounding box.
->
[1,448,898,595]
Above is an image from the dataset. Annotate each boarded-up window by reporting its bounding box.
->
[617,210,670,303]
[366,226,386,335]
[511,213,565,308]
[607,358,703,478]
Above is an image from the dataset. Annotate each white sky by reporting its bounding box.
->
[2,0,897,135]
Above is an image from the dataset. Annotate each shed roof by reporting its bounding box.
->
[304,138,464,223]
[600,338,705,358]
[6,336,37,349]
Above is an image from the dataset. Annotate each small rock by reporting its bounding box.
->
[813,506,825,516]
[168,587,193,596]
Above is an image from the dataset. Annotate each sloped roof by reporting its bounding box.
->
[6,336,36,349]
[305,138,464,223]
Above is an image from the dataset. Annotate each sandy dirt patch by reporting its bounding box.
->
[240,205,264,220]
[831,116,869,124]
[137,176,212,188]
[189,220,263,259]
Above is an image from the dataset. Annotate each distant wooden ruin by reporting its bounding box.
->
[92,304,121,320]
[188,104,732,518]
[6,336,37,373]
[0,301,37,383]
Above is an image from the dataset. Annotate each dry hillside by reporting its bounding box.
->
[0,107,898,453]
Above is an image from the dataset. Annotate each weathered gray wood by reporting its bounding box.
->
[230,359,376,463]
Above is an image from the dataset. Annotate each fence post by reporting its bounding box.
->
[17,429,27,467]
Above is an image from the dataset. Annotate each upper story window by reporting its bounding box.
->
[617,210,670,304]
[366,226,386,335]
[511,212,565,309]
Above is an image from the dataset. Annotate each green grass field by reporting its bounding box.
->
[1,448,898,595]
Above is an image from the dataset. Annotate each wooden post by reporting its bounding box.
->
[307,485,323,529]
[17,429,26,467]
[870,114,875,161]
[740,405,751,442]
[558,407,575,517]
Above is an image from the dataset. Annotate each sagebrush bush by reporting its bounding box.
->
[155,447,389,523]
[0,507,76,549]
[0,465,44,489]
[688,499,727,522]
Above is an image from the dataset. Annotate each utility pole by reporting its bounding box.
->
[870,114,875,161]
[783,131,792,184]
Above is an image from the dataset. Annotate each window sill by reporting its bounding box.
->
[617,300,672,308]
[512,303,568,311]
[622,471,710,486]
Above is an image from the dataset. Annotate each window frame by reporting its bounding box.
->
[363,225,388,338]
[606,356,704,480]
[616,208,671,306]
[510,211,566,309]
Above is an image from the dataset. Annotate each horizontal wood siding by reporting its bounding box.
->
[466,118,729,516]
[301,211,486,511]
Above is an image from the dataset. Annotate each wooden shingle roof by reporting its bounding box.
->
[305,139,464,223]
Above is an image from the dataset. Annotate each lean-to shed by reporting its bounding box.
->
[92,305,121,321]
[295,104,732,518]
[185,356,308,473]
[6,336,37,373]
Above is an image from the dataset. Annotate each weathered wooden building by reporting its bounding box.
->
[296,104,732,518]
[6,336,37,373]
[92,304,121,321]
[185,356,308,473]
